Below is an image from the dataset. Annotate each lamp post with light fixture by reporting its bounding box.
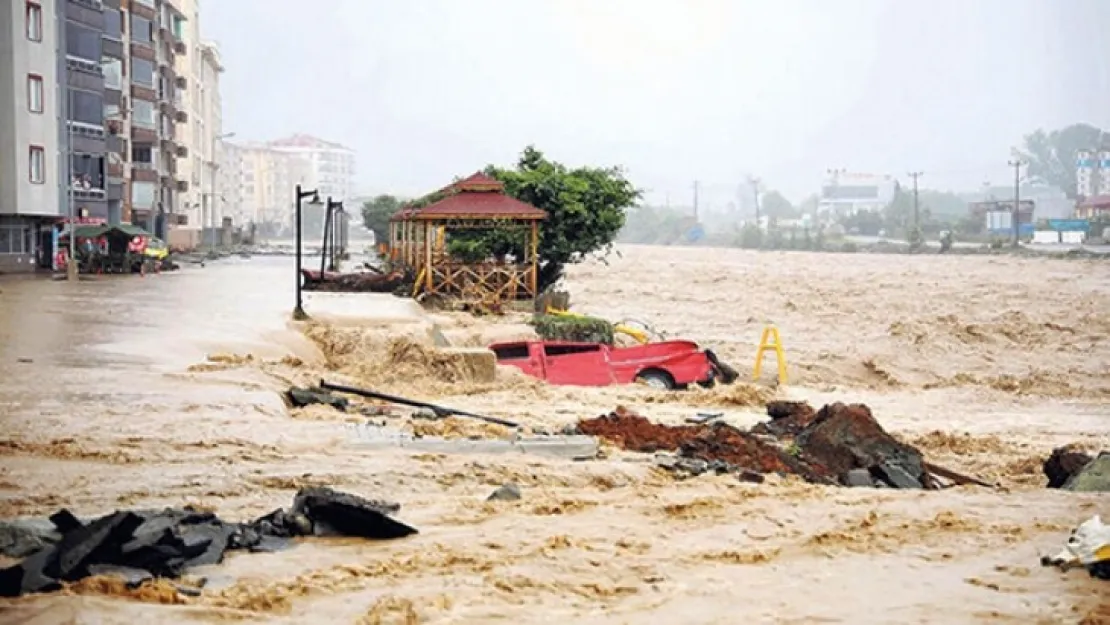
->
[294,184,321,320]
[321,197,344,274]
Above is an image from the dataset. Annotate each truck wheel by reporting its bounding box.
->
[636,370,675,390]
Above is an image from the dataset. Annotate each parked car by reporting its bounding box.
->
[489,340,737,390]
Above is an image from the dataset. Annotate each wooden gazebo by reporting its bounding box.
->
[389,172,547,305]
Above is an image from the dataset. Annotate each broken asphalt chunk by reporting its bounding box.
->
[487,483,522,502]
[292,487,416,540]
[1063,452,1110,493]
[286,386,349,411]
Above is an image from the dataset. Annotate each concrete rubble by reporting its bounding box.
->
[577,402,953,489]
[1044,447,1110,492]
[347,423,599,460]
[0,487,416,598]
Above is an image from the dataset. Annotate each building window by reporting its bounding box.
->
[130,15,154,44]
[104,8,122,40]
[131,58,155,87]
[29,146,45,183]
[70,90,104,125]
[102,57,122,89]
[132,99,156,128]
[0,226,31,255]
[66,23,102,61]
[26,2,42,41]
[28,74,43,113]
[132,181,156,208]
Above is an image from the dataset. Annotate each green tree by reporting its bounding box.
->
[797,194,820,216]
[760,190,798,219]
[360,194,404,243]
[441,146,640,291]
[1017,123,1108,199]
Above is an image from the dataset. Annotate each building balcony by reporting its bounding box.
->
[130,42,157,62]
[131,126,158,143]
[131,84,157,102]
[130,0,156,20]
[132,166,158,183]
[174,110,188,123]
[68,121,106,139]
[102,38,124,60]
[66,0,105,28]
[175,180,190,192]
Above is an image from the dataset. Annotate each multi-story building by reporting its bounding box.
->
[171,0,223,239]
[268,134,356,203]
[0,0,189,272]
[1076,149,1110,199]
[0,0,62,271]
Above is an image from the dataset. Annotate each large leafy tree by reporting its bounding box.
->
[446,146,640,291]
[360,194,403,243]
[1017,123,1107,199]
[760,190,797,219]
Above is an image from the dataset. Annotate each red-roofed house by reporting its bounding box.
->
[1077,195,1110,220]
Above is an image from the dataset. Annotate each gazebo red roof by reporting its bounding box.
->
[401,171,547,221]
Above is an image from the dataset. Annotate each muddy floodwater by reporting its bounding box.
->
[0,247,1108,624]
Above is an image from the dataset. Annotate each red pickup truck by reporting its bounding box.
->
[489,340,736,390]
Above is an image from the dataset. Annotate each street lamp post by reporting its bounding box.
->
[294,184,321,320]
[321,197,343,274]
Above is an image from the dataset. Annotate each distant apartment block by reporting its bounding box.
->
[1076,149,1110,198]
[0,0,190,273]
[219,134,356,235]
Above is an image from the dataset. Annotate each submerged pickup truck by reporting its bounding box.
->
[489,340,737,390]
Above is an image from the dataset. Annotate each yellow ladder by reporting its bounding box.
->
[753,325,788,385]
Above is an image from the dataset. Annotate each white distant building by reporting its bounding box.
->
[1076,149,1110,198]
[816,171,896,223]
[267,134,356,202]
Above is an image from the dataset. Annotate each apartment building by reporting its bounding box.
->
[0,0,189,272]
[171,0,224,237]
[229,142,311,233]
[0,0,62,272]
[1077,149,1110,198]
[268,134,357,203]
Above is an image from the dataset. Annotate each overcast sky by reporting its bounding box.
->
[204,0,1110,207]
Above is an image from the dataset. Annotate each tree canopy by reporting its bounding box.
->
[759,190,798,219]
[431,146,639,291]
[1017,123,1107,199]
[360,195,404,243]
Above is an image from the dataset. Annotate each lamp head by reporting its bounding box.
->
[308,191,322,206]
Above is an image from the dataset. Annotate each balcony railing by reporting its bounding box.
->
[68,121,106,138]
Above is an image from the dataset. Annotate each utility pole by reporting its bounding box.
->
[748,175,761,224]
[908,172,923,230]
[1007,159,1023,245]
[692,180,699,223]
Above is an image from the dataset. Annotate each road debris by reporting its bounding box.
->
[285,386,350,411]
[1043,444,1093,488]
[347,424,599,460]
[1041,515,1110,580]
[1044,448,1110,492]
[487,483,522,502]
[0,487,416,598]
[578,402,987,490]
[321,379,519,428]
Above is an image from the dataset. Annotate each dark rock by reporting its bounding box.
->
[796,403,926,489]
[1064,452,1110,493]
[1090,560,1110,580]
[48,510,84,534]
[487,483,522,502]
[752,401,817,437]
[0,519,61,558]
[844,468,874,487]
[87,564,154,588]
[1044,445,1094,488]
[286,387,349,411]
[248,536,293,553]
[0,546,63,597]
[874,462,921,489]
[292,487,416,540]
[49,511,145,581]
[737,470,766,484]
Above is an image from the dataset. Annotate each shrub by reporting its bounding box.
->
[841,241,859,253]
[531,314,614,344]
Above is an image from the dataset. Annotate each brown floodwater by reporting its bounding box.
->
[0,248,1107,624]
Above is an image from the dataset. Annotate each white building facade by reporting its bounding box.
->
[0,0,62,271]
[816,171,896,224]
[267,134,356,202]
[1076,149,1110,198]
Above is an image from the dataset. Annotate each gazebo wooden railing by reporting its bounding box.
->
[388,173,547,307]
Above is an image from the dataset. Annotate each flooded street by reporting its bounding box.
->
[1,248,1108,624]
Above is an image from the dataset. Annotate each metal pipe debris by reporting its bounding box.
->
[319,380,520,428]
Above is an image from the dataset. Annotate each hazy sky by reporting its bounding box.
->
[205,0,1110,207]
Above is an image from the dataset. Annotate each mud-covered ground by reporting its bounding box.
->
[0,248,1108,624]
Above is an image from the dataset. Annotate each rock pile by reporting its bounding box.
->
[0,487,417,598]
[578,401,933,489]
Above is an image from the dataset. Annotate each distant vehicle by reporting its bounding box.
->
[143,237,169,262]
[489,340,737,390]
